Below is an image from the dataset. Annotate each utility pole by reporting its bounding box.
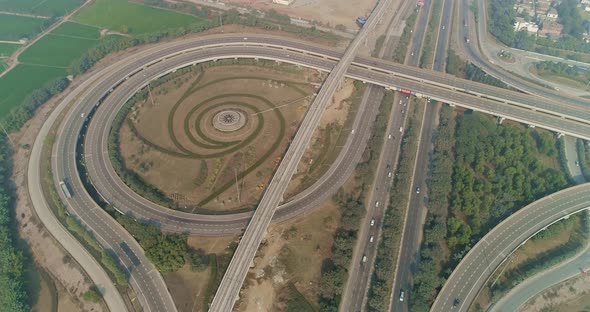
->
[0,122,14,146]
[147,83,156,107]
[234,167,241,204]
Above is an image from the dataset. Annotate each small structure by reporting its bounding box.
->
[546,8,558,20]
[272,0,293,5]
[514,17,539,34]
[539,21,563,38]
[356,16,367,26]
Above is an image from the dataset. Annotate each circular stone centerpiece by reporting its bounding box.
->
[213,110,247,132]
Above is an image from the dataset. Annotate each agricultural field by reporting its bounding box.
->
[0,64,63,117]
[0,60,7,74]
[19,22,101,67]
[0,42,20,57]
[74,0,202,35]
[0,0,83,16]
[117,63,323,213]
[0,14,48,41]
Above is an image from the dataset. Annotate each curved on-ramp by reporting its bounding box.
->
[431,183,590,311]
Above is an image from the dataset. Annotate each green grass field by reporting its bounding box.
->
[0,64,64,117]
[0,60,8,75]
[0,14,48,41]
[0,43,20,57]
[0,0,83,17]
[51,22,101,39]
[74,0,200,35]
[19,34,100,67]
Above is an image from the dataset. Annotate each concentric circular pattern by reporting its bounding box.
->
[120,69,312,211]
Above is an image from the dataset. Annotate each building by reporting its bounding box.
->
[514,17,539,34]
[272,0,293,5]
[546,8,558,20]
[539,21,563,38]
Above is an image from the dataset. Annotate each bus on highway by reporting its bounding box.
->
[59,181,72,199]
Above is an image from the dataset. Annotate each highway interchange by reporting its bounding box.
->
[24,0,590,311]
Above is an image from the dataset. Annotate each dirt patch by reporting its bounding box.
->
[204,0,376,29]
[236,200,340,310]
[119,63,322,212]
[164,264,212,312]
[522,274,590,312]
[285,79,354,198]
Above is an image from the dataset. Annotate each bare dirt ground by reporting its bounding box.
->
[164,235,238,312]
[215,0,376,29]
[522,274,590,312]
[236,200,340,310]
[119,64,321,212]
[285,78,354,198]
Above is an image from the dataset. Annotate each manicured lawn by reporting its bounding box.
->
[0,43,20,57]
[0,14,48,41]
[0,64,64,117]
[51,21,101,39]
[0,0,83,16]
[74,0,200,35]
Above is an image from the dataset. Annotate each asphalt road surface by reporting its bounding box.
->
[431,183,590,311]
[392,0,453,310]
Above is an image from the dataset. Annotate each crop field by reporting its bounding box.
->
[117,63,322,212]
[0,42,20,57]
[0,60,7,74]
[20,23,101,67]
[0,14,48,41]
[0,64,64,117]
[74,0,201,35]
[51,21,101,39]
[0,0,83,16]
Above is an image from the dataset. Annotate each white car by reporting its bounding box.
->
[388,172,392,178]
[375,201,379,207]
[362,255,367,263]
[370,218,375,226]
[399,127,403,133]
[369,235,374,243]
[388,134,392,139]
[400,290,405,302]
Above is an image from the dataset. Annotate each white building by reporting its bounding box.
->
[272,0,294,5]
[514,17,539,34]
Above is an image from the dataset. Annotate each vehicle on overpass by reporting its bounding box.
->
[356,16,367,26]
[59,180,72,199]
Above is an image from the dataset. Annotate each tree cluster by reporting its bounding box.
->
[318,190,365,311]
[446,50,509,89]
[0,137,29,311]
[577,139,590,181]
[116,215,208,272]
[408,105,455,311]
[557,0,585,39]
[410,110,569,310]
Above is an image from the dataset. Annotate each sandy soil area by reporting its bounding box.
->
[119,64,319,212]
[236,200,340,311]
[216,0,377,29]
[522,274,590,311]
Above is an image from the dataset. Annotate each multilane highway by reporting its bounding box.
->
[46,31,590,312]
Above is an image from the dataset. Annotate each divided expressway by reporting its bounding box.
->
[35,24,590,312]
